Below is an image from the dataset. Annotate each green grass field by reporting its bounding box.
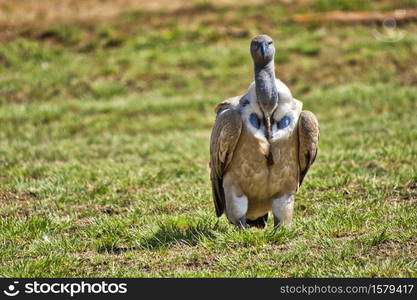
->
[0,0,416,277]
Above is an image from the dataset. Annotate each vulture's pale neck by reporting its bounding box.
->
[254,60,278,141]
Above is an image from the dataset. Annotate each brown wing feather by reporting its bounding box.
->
[298,110,319,186]
[209,106,242,216]
[214,96,241,114]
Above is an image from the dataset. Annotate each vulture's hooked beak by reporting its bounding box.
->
[259,41,267,59]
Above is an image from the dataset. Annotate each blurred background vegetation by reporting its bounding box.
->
[0,0,416,277]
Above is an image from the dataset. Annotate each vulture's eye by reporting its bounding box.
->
[268,41,273,45]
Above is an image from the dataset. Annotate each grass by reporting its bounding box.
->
[0,0,416,277]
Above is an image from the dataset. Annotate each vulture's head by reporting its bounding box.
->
[250,35,275,66]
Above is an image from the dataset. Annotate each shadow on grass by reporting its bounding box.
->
[138,221,223,250]
[98,220,226,254]
[97,218,298,255]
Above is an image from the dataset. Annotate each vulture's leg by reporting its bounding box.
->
[224,186,249,229]
[272,192,295,227]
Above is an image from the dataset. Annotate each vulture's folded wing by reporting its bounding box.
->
[214,96,242,114]
[209,107,243,216]
[298,110,319,186]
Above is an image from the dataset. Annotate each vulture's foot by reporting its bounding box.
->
[238,217,249,229]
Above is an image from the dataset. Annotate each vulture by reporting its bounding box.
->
[209,35,319,228]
